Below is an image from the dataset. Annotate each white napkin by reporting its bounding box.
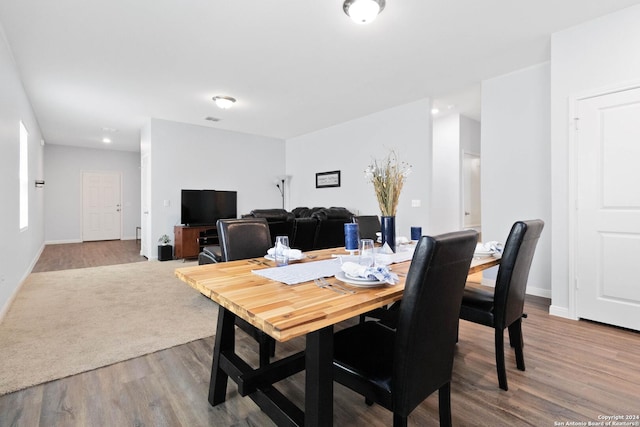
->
[375,236,410,245]
[475,241,504,257]
[267,247,303,259]
[396,236,410,245]
[340,261,399,285]
[379,243,394,254]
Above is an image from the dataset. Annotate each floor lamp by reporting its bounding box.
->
[275,175,290,209]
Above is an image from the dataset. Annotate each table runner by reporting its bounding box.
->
[252,259,342,285]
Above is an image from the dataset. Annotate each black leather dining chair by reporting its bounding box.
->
[333,230,478,427]
[459,219,544,391]
[354,215,381,241]
[216,218,276,366]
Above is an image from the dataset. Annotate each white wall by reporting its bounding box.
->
[481,63,551,298]
[286,99,433,239]
[460,115,481,154]
[43,145,141,242]
[147,119,285,259]
[0,28,45,319]
[431,114,461,234]
[550,4,640,317]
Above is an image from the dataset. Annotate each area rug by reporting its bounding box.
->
[0,260,217,396]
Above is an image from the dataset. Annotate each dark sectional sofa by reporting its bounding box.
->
[197,206,355,265]
[242,207,355,251]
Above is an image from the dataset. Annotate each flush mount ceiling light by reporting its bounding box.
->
[101,127,117,144]
[343,0,385,24]
[212,96,236,109]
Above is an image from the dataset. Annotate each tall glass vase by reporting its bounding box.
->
[380,215,396,253]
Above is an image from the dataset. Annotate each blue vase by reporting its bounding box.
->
[380,216,396,253]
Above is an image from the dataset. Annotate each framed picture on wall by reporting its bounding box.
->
[316,170,341,188]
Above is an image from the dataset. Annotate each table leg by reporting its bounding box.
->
[305,326,333,427]
[208,307,236,406]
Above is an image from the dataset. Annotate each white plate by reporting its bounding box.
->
[345,272,375,282]
[335,271,385,287]
[474,250,494,256]
[264,254,306,262]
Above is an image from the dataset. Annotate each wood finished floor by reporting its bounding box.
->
[32,239,147,272]
[2,242,639,426]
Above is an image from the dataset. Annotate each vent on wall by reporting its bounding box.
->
[205,116,220,122]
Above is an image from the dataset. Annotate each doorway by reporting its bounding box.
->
[462,152,481,237]
[82,171,122,241]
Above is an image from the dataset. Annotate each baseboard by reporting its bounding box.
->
[479,278,493,287]
[45,239,82,245]
[525,286,551,299]
[481,278,551,299]
[45,237,138,244]
[549,305,571,319]
[0,242,45,323]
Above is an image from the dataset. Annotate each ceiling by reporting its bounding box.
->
[2,0,640,152]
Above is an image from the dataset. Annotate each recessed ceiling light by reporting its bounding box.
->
[431,108,440,115]
[102,137,112,144]
[212,96,236,109]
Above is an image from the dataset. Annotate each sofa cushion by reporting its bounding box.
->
[311,207,354,221]
[293,207,324,218]
[246,209,293,221]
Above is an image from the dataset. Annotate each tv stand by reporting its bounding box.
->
[174,225,218,259]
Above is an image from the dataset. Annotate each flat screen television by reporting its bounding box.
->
[181,189,237,226]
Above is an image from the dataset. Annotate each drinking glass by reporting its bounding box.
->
[274,235,290,267]
[358,239,375,268]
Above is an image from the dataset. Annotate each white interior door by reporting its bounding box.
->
[82,171,122,241]
[576,87,640,331]
[462,152,481,231]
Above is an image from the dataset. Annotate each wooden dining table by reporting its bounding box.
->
[175,246,500,427]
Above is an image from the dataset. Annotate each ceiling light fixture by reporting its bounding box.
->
[212,96,236,109]
[431,108,440,115]
[102,137,112,144]
[343,0,385,24]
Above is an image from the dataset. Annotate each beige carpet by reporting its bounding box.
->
[0,260,218,396]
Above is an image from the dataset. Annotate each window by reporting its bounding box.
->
[19,121,28,230]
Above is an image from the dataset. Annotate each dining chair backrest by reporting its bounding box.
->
[493,219,544,329]
[217,218,272,262]
[354,215,381,241]
[393,229,477,415]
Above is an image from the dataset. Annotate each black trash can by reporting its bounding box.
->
[158,245,173,261]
